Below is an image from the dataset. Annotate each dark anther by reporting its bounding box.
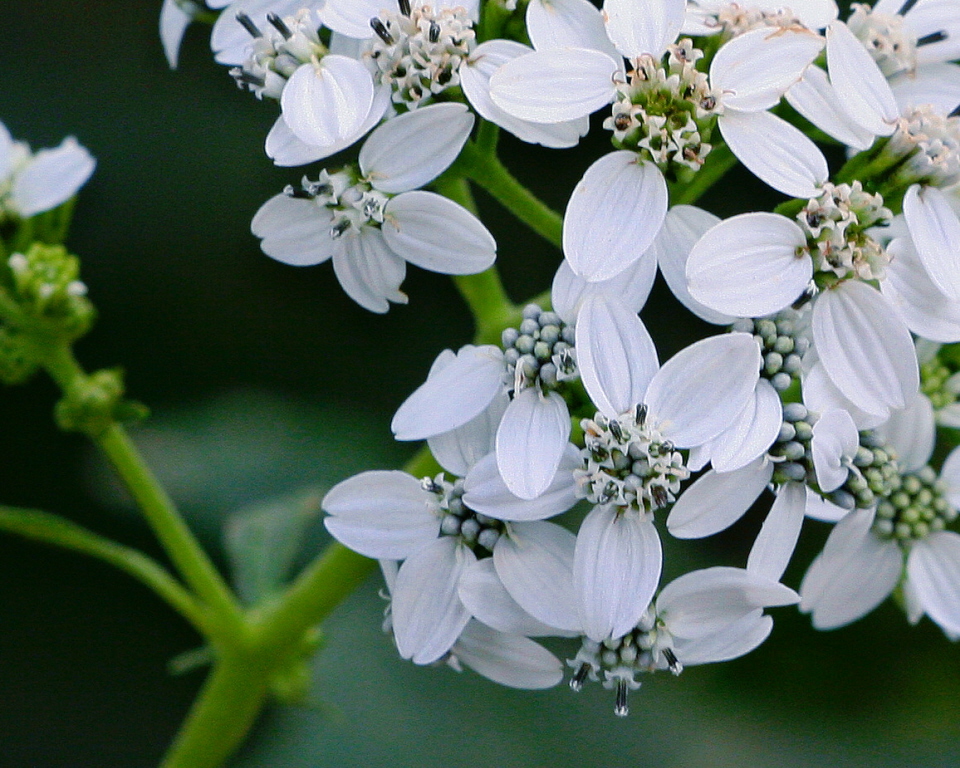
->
[614,113,632,131]
[398,0,412,15]
[370,17,395,45]
[950,103,960,118]
[330,219,352,239]
[613,679,630,717]
[663,648,683,675]
[236,11,262,38]
[918,31,948,46]
[283,184,312,199]
[592,446,609,463]
[230,68,265,89]
[570,663,591,692]
[635,404,647,425]
[428,20,441,43]
[652,485,669,509]
[661,441,674,454]
[898,0,920,14]
[420,477,442,494]
[700,95,716,111]
[266,12,293,39]
[609,420,624,441]
[791,288,814,311]
[806,211,823,229]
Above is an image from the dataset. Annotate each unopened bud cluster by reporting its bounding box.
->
[838,433,900,511]
[230,9,326,100]
[847,3,918,77]
[709,5,806,37]
[604,39,720,172]
[6,244,93,338]
[501,304,577,393]
[285,169,388,239]
[887,106,960,188]
[798,183,891,282]
[731,311,808,392]
[368,3,474,109]
[770,402,815,485]
[921,351,960,411]
[873,465,958,541]
[423,475,504,555]
[576,406,689,514]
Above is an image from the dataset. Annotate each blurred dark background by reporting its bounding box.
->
[0,1,958,766]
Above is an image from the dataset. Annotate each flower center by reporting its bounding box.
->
[284,170,390,239]
[887,106,960,188]
[230,9,328,100]
[873,465,958,542]
[847,3,918,77]
[732,310,810,394]
[604,40,721,174]
[422,475,505,555]
[798,183,892,283]
[368,2,474,109]
[501,303,578,395]
[709,3,806,37]
[575,406,689,514]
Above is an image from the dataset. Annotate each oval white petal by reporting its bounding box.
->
[252,194,336,266]
[563,152,668,282]
[686,212,811,317]
[603,0,685,58]
[392,537,475,664]
[13,138,96,217]
[645,332,761,448]
[804,485,848,522]
[428,392,509,477]
[319,0,383,38]
[890,62,960,115]
[812,281,919,415]
[489,47,620,123]
[825,21,898,137]
[361,104,474,194]
[908,532,960,636]
[457,560,562,636]
[667,458,773,538]
[575,294,659,418]
[392,345,505,441]
[160,0,192,69]
[383,191,497,275]
[874,392,936,473]
[709,378,782,473]
[811,408,859,493]
[574,506,662,640]
[903,184,960,303]
[673,611,772,666]
[527,0,621,59]
[331,229,407,313]
[747,481,808,581]
[452,621,564,689]
[882,236,960,343]
[785,67,876,151]
[551,252,657,324]
[718,110,827,198]
[496,388,571,500]
[802,359,887,429]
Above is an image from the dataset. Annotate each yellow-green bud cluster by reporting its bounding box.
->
[873,465,958,542]
[840,432,900,511]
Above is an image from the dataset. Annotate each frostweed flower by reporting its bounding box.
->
[0,122,95,222]
[252,103,496,312]
[681,0,838,38]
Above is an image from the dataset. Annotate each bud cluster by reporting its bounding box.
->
[770,402,815,485]
[501,304,577,394]
[838,433,900,511]
[887,106,960,189]
[368,2,474,109]
[604,39,721,172]
[847,2,918,77]
[6,244,93,339]
[798,182,892,282]
[873,465,958,541]
[731,311,809,393]
[422,474,504,556]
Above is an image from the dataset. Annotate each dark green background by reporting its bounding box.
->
[0,1,958,766]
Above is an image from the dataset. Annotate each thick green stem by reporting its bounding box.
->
[0,505,209,634]
[458,142,563,249]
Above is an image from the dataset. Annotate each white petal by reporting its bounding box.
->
[686,213,811,317]
[493,520,581,632]
[718,110,827,198]
[802,359,887,429]
[710,26,825,113]
[550,252,656,324]
[383,191,497,275]
[890,62,960,114]
[563,152,668,282]
[496,388,571,500]
[603,0,685,58]
[331,229,407,313]
[489,47,620,123]
[392,537,475,664]
[361,104,474,194]
[748,481,808,581]
[709,378,782,473]
[160,0,193,69]
[941,446,960,508]
[673,611,772,666]
[903,185,960,303]
[457,560,561,636]
[786,0,838,29]
[319,0,383,38]
[825,21,898,137]
[645,332,761,448]
[575,294,658,418]
[656,566,798,638]
[906,0,960,65]
[428,392,509,477]
[461,41,590,148]
[0,122,12,184]
[804,485,848,522]
[13,138,96,217]
[874,392,936,473]
[280,57,374,150]
[322,470,439,559]
[463,445,580,521]
[882,236,960,343]
[667,458,773,538]
[810,408,859,493]
[651,205,734,325]
[799,508,902,629]
[908,532,960,636]
[574,506,662,640]
[526,0,621,59]
[812,281,919,415]
[785,66,876,151]
[452,621,564,689]
[392,345,505,441]
[251,194,335,266]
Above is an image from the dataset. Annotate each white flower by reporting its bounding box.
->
[252,103,496,313]
[0,122,95,220]
[682,0,838,37]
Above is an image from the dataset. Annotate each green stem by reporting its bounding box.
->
[669,143,738,206]
[0,505,209,634]
[40,344,246,642]
[458,141,563,249]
